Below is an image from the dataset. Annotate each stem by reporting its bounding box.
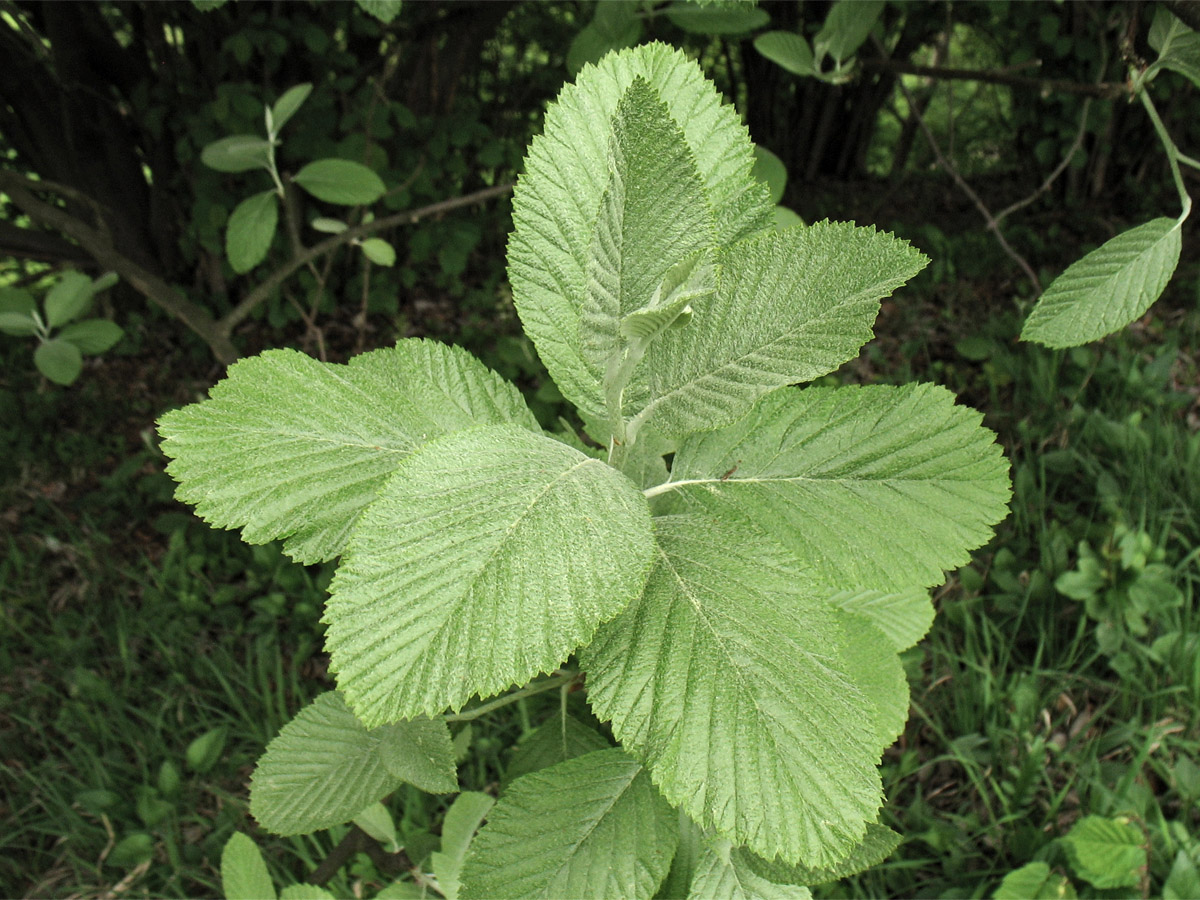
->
[442,672,578,723]
[1176,151,1200,171]
[1139,89,1194,223]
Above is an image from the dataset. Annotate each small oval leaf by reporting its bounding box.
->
[58,319,125,354]
[201,134,273,173]
[311,217,349,234]
[755,31,815,76]
[0,311,38,337]
[91,271,120,293]
[665,2,770,34]
[271,83,313,135]
[752,146,788,205]
[293,159,386,206]
[222,832,278,900]
[226,190,279,274]
[360,237,396,266]
[35,339,84,385]
[186,726,228,773]
[45,271,95,327]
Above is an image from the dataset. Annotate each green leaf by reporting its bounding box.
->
[582,515,896,867]
[839,613,909,745]
[773,206,805,229]
[431,792,495,900]
[325,424,654,722]
[1149,7,1200,88]
[663,384,1011,592]
[270,83,313,135]
[830,586,934,652]
[91,271,119,292]
[311,217,348,234]
[185,726,228,773]
[107,832,154,868]
[665,2,770,35]
[755,32,815,77]
[1022,218,1181,347]
[45,270,94,327]
[221,832,277,900]
[280,886,336,900]
[376,883,426,900]
[993,861,1077,899]
[58,319,125,355]
[35,339,83,385]
[226,190,279,274]
[814,0,885,65]
[355,0,403,24]
[355,802,400,851]
[378,715,459,793]
[745,823,903,886]
[1164,849,1200,900]
[510,43,773,424]
[619,254,715,343]
[360,237,396,266]
[688,839,812,899]
[158,339,538,564]
[0,286,37,317]
[293,159,386,205]
[566,1,643,76]
[201,134,273,173]
[503,712,612,787]
[192,0,229,11]
[0,311,38,337]
[626,224,928,440]
[250,692,402,835]
[1060,815,1146,890]
[751,146,787,205]
[460,749,678,899]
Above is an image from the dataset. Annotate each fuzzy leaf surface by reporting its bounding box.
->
[627,222,927,439]
[510,42,772,422]
[664,384,1011,592]
[158,340,537,564]
[460,749,677,899]
[582,515,897,867]
[1022,218,1181,348]
[325,425,654,723]
[688,841,812,900]
[745,823,903,887]
[502,712,611,788]
[830,586,934,651]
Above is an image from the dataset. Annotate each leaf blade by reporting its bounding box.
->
[293,158,386,205]
[226,190,279,274]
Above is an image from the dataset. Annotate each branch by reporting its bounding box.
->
[217,182,514,337]
[0,169,238,363]
[860,58,1130,100]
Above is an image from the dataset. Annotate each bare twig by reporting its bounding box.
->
[994,99,1093,226]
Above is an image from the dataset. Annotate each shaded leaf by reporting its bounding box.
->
[226,190,278,273]
[202,134,272,173]
[34,339,83,385]
[432,792,495,900]
[270,83,313,135]
[294,159,386,205]
[665,2,770,35]
[44,271,94,327]
[755,32,815,77]
[221,832,277,900]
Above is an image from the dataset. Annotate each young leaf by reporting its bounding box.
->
[355,802,401,851]
[627,223,928,440]
[270,83,313,135]
[377,715,459,793]
[993,861,1076,900]
[665,2,771,35]
[44,270,95,327]
[830,586,935,652]
[293,159,386,205]
[1021,218,1181,348]
[310,217,348,234]
[754,32,816,77]
[663,384,1011,592]
[1060,816,1146,890]
[221,832,277,900]
[325,424,655,722]
[91,271,119,292]
[510,43,772,424]
[503,712,612,787]
[185,726,228,773]
[618,253,715,343]
[226,190,279,274]
[813,0,885,65]
[0,311,38,337]
[459,749,678,899]
[58,319,124,355]
[158,340,538,564]
[360,237,396,266]
[1148,7,1200,88]
[744,823,903,886]
[431,792,495,900]
[250,692,403,835]
[201,134,273,173]
[582,515,898,867]
[687,839,812,899]
[34,338,84,385]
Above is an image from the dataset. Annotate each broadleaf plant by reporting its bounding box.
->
[160,43,1011,898]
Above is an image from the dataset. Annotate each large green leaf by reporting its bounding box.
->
[460,749,678,899]
[226,190,278,273]
[688,839,812,900]
[510,43,772,423]
[660,384,1011,592]
[1021,218,1181,348]
[744,823,903,887]
[582,515,899,867]
[579,77,715,396]
[325,424,654,722]
[665,2,770,35]
[1149,7,1200,88]
[158,339,537,564]
[830,586,934,652]
[627,223,927,439]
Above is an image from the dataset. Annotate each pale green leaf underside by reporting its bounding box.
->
[830,586,934,652]
[1021,218,1181,348]
[250,692,402,835]
[744,823,902,887]
[221,832,277,900]
[582,515,887,867]
[510,42,772,422]
[325,425,654,723]
[460,748,678,900]
[689,842,813,900]
[627,222,928,438]
[666,384,1011,592]
[580,78,715,385]
[157,339,537,564]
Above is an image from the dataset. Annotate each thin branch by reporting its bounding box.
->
[218,182,514,337]
[860,58,1130,100]
[994,99,1093,226]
